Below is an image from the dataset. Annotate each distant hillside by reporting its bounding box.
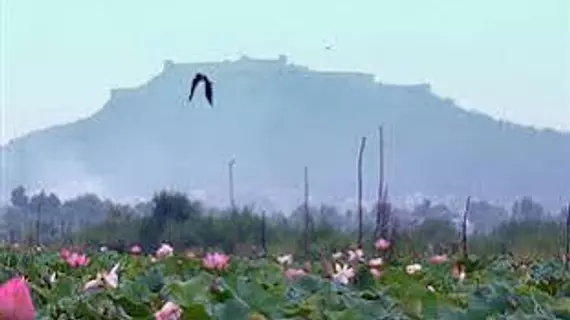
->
[2,55,569,211]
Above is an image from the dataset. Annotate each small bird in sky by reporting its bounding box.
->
[188,73,213,107]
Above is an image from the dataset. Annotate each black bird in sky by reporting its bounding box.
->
[188,73,213,107]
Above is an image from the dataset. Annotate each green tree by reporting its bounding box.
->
[10,185,29,209]
[512,196,544,221]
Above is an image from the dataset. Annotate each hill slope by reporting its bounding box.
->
[2,56,569,211]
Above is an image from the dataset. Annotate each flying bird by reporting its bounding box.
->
[188,73,213,107]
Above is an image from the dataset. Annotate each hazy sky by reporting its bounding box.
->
[1,0,569,145]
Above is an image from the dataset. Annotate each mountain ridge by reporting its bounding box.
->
[2,55,569,211]
[5,56,567,146]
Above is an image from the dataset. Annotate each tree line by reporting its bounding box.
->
[0,186,568,258]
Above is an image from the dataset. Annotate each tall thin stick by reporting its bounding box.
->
[228,159,236,212]
[261,210,267,257]
[462,196,471,260]
[36,198,42,246]
[357,136,367,247]
[564,203,570,269]
[228,158,237,253]
[380,186,390,239]
[374,126,384,240]
[303,166,311,256]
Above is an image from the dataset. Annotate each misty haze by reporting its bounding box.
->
[2,56,569,212]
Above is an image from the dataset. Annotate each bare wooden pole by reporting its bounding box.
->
[462,196,471,260]
[564,203,570,269]
[228,159,236,212]
[357,136,367,247]
[380,186,390,238]
[374,126,384,240]
[380,162,390,237]
[260,210,267,257]
[227,158,238,253]
[303,166,311,256]
[36,204,42,246]
[35,197,42,246]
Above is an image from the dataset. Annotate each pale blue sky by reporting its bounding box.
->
[1,0,569,145]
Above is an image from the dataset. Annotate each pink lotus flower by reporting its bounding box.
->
[347,248,364,262]
[429,254,448,264]
[59,248,71,260]
[370,268,383,279]
[375,238,391,251]
[65,252,89,268]
[368,257,384,268]
[284,268,306,280]
[0,277,36,320]
[202,252,230,271]
[155,301,182,320]
[333,263,355,285]
[130,245,142,255]
[452,264,466,281]
[155,243,174,259]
